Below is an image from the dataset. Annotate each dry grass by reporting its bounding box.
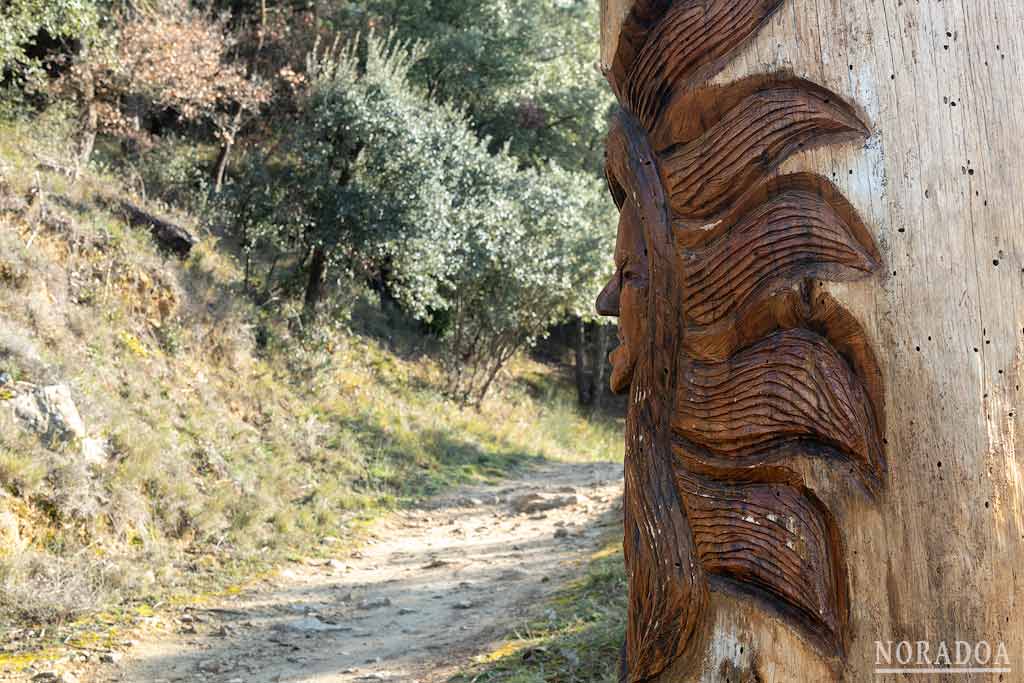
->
[0,115,623,645]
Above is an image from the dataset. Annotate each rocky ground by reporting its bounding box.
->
[33,460,623,683]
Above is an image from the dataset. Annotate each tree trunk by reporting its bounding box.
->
[212,111,240,194]
[600,2,1024,681]
[303,245,327,325]
[575,317,593,406]
[590,321,609,409]
[77,59,98,173]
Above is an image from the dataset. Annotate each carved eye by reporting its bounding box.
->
[623,262,644,286]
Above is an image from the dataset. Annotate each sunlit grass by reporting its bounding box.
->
[454,537,627,683]
[0,116,626,673]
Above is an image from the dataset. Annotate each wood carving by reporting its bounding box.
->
[595,1,886,680]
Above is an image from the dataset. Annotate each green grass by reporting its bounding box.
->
[0,113,625,672]
[454,538,627,683]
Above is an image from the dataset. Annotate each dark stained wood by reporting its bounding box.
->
[677,466,849,659]
[672,328,884,493]
[597,1,885,680]
[658,84,868,220]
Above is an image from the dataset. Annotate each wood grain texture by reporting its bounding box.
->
[681,186,879,326]
[597,0,890,681]
[677,467,848,658]
[672,328,884,492]
[621,0,784,129]
[602,0,1024,681]
[658,83,868,220]
[609,107,711,683]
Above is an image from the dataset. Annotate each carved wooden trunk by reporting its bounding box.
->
[597,1,1024,681]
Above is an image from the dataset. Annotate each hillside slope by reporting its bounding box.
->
[0,118,623,674]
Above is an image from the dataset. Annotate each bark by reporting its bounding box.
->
[77,58,98,173]
[590,321,609,408]
[213,108,242,194]
[302,245,327,324]
[213,0,267,194]
[105,197,196,258]
[600,1,1024,681]
[574,317,592,406]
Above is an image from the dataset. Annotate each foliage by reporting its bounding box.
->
[332,0,614,174]
[220,33,613,403]
[0,0,105,80]
[59,8,270,147]
[0,133,622,631]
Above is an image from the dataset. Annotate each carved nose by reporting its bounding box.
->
[596,277,620,317]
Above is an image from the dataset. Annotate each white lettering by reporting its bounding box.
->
[995,642,1011,666]
[975,641,991,665]
[955,641,972,666]
[875,641,893,665]
[896,641,913,665]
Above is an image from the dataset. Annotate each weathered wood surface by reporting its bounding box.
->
[597,0,1024,681]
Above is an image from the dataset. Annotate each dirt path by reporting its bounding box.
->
[89,460,623,683]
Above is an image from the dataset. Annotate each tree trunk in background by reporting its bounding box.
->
[213,108,241,194]
[575,317,593,406]
[600,1,1023,681]
[590,322,609,409]
[303,246,327,325]
[77,57,98,173]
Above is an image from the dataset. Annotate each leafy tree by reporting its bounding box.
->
[222,34,612,403]
[55,7,272,172]
[326,0,613,175]
[0,0,104,79]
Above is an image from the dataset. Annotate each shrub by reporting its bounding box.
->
[220,33,613,403]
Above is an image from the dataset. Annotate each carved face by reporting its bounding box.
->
[596,199,648,394]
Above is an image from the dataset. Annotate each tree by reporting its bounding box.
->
[0,0,103,78]
[1,0,108,167]
[331,0,614,176]
[221,33,613,403]
[599,1,1024,681]
[56,5,270,171]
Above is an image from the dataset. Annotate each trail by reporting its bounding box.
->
[93,461,623,683]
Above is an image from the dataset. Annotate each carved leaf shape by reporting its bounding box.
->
[622,0,785,128]
[682,188,879,327]
[676,468,849,656]
[658,84,869,220]
[672,328,884,489]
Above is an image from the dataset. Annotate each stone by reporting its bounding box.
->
[510,492,578,514]
[554,528,570,539]
[99,651,122,664]
[31,674,78,683]
[11,383,85,443]
[497,569,529,581]
[357,596,391,610]
[198,660,232,674]
[80,437,108,466]
[271,617,349,633]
